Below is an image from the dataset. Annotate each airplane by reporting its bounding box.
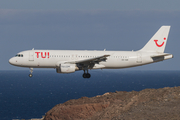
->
[9,26,173,78]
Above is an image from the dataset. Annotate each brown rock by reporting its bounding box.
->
[43,86,180,120]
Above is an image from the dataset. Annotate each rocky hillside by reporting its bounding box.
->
[43,86,180,120]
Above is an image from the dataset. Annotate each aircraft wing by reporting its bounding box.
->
[65,55,110,64]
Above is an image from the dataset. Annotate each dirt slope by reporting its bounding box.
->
[43,86,180,120]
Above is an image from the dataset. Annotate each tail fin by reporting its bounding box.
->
[140,26,171,53]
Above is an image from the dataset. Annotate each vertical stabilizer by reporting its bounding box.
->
[140,26,171,53]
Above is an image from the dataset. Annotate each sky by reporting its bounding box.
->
[0,0,180,11]
[1,0,180,70]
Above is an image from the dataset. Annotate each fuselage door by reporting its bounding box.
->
[29,51,34,61]
[137,53,142,63]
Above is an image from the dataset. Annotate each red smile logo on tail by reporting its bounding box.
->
[154,37,166,47]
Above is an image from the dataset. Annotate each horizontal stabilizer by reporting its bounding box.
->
[151,53,173,62]
[151,53,173,58]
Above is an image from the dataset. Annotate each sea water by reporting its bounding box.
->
[0,70,180,120]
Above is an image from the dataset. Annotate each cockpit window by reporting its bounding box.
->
[15,54,23,57]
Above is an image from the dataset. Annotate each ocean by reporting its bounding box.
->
[0,70,180,120]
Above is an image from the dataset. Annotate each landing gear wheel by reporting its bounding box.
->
[86,73,91,78]
[29,74,33,78]
[29,68,33,78]
[82,71,91,78]
[83,73,87,78]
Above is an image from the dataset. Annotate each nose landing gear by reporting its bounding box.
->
[29,68,33,78]
[82,70,91,78]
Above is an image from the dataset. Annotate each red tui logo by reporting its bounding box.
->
[154,38,166,47]
[35,52,49,58]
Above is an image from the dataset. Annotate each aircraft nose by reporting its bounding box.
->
[9,58,15,65]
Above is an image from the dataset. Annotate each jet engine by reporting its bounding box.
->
[56,64,76,73]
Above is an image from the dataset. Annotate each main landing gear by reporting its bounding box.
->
[83,70,91,78]
[29,68,33,78]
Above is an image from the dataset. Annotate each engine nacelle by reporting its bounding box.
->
[56,64,76,73]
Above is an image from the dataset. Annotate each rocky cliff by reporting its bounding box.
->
[43,86,180,120]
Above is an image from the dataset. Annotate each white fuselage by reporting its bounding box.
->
[9,50,172,70]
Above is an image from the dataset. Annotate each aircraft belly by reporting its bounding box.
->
[102,56,150,69]
[102,59,131,68]
[36,59,56,68]
[22,58,56,68]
